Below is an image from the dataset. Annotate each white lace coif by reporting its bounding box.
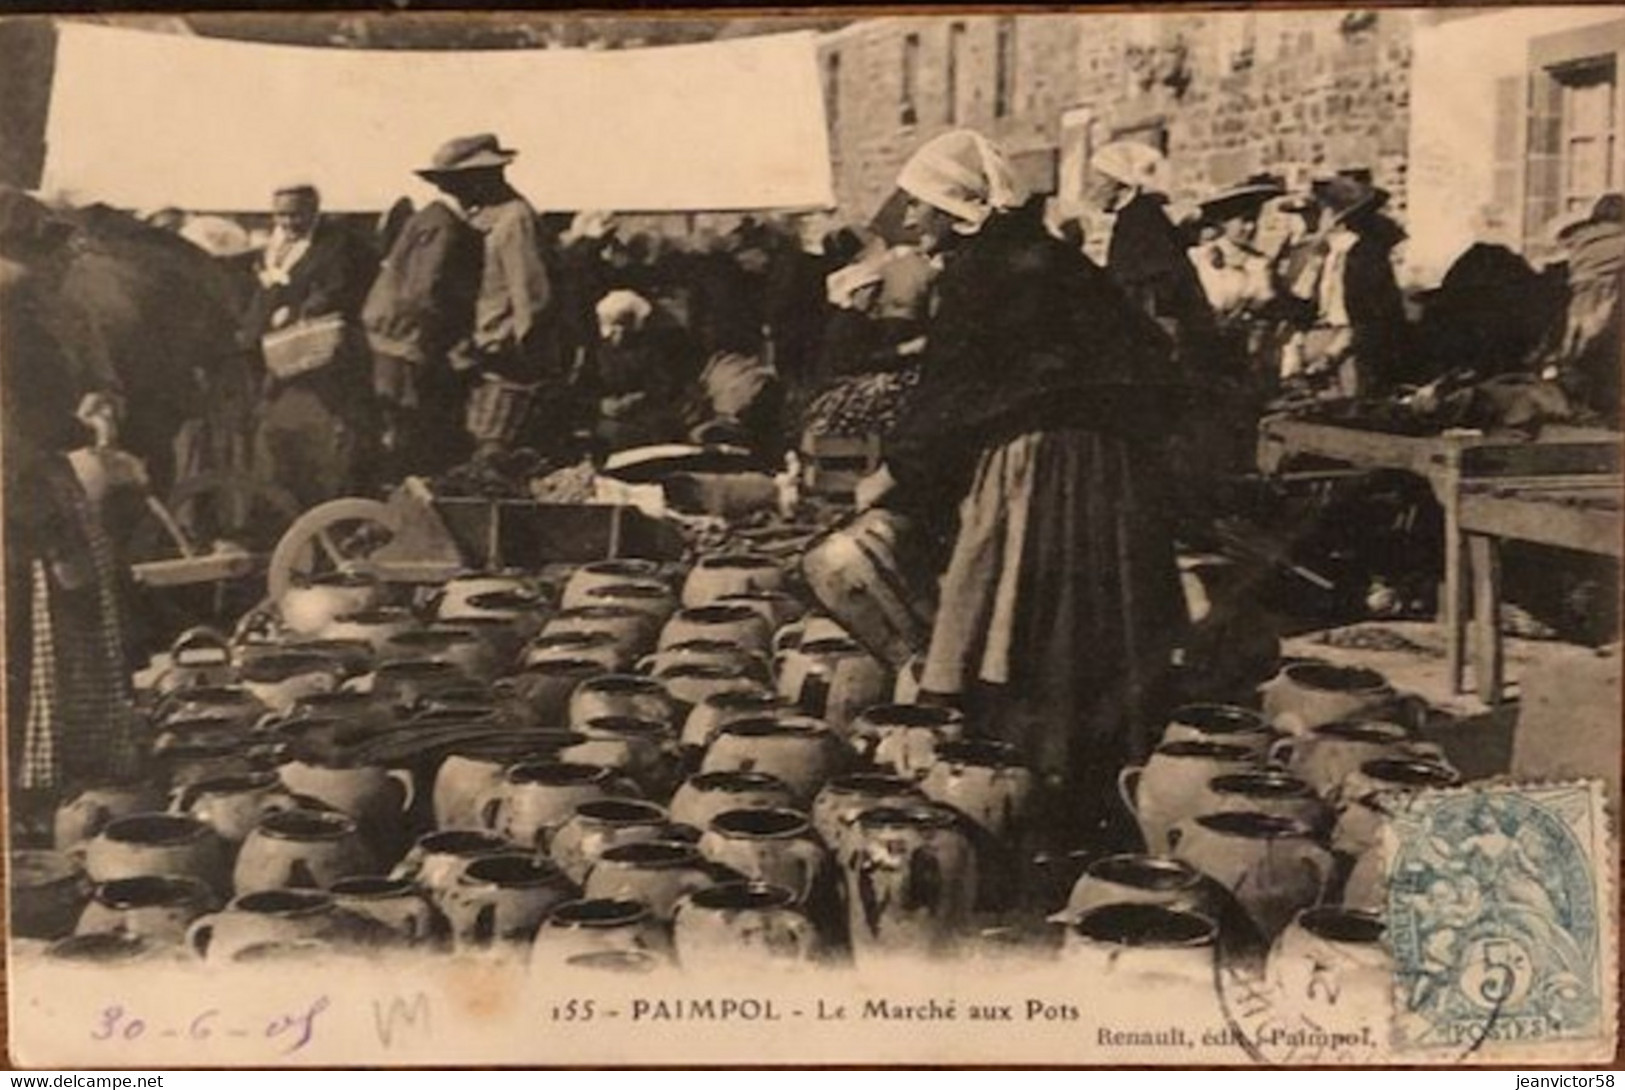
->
[896,129,1028,234]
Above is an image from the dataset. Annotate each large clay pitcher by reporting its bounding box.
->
[811,774,925,861]
[799,508,935,669]
[1169,811,1335,942]
[233,809,376,894]
[1260,662,1411,736]
[844,804,977,962]
[680,690,788,752]
[391,830,520,899]
[83,814,230,897]
[1268,719,1434,798]
[171,772,300,846]
[920,740,1035,844]
[529,898,668,968]
[1062,903,1218,985]
[44,932,162,966]
[445,590,551,645]
[774,638,891,735]
[1161,704,1275,760]
[672,882,822,972]
[436,569,552,621]
[569,674,678,731]
[440,855,579,952]
[280,572,383,638]
[11,851,90,940]
[1119,741,1258,855]
[848,704,966,781]
[550,799,673,885]
[54,784,164,855]
[562,560,666,610]
[76,875,217,945]
[698,808,829,906]
[1267,907,1392,1024]
[583,840,726,921]
[771,615,850,656]
[700,716,848,806]
[668,771,798,835]
[659,605,773,655]
[681,554,786,609]
[153,627,237,695]
[330,876,442,947]
[477,761,630,851]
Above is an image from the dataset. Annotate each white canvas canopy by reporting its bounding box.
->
[41,23,835,213]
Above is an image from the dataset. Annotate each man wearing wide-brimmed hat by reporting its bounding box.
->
[414,133,563,458]
[1189,173,1284,329]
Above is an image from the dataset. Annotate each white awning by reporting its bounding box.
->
[41,23,834,213]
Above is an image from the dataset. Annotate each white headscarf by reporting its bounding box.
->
[825,259,886,309]
[896,129,1027,234]
[596,289,654,337]
[1091,141,1171,195]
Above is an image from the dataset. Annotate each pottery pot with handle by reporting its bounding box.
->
[569,674,679,731]
[680,689,788,752]
[668,771,798,834]
[83,813,230,897]
[1051,854,1221,926]
[76,875,217,945]
[1161,704,1276,760]
[1198,771,1334,837]
[848,704,966,781]
[843,804,977,963]
[368,659,473,713]
[440,854,580,952]
[390,830,521,900]
[427,731,586,830]
[653,663,768,715]
[319,608,421,657]
[672,881,823,972]
[811,774,925,861]
[698,808,829,907]
[330,875,444,948]
[560,717,681,799]
[1332,756,1463,862]
[54,783,164,855]
[529,897,669,968]
[11,850,91,940]
[171,772,300,846]
[1061,903,1219,985]
[774,638,891,736]
[582,581,679,629]
[771,615,850,656]
[522,631,631,673]
[1269,719,1437,798]
[186,888,365,963]
[545,606,659,660]
[1119,741,1259,855]
[233,809,377,894]
[550,799,673,885]
[562,560,667,610]
[700,715,848,807]
[681,553,787,609]
[583,840,726,922]
[1169,811,1335,943]
[280,572,384,638]
[237,651,345,716]
[381,628,499,683]
[659,605,773,656]
[153,627,238,695]
[477,761,631,851]
[274,754,415,858]
[712,590,805,632]
[508,659,610,729]
[1267,907,1392,1023]
[1260,662,1414,736]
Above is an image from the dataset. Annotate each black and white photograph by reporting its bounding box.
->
[0,6,1620,1068]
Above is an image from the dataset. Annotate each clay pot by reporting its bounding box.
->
[437,571,551,621]
[1199,771,1334,837]
[561,949,664,975]
[274,756,415,852]
[153,686,267,731]
[320,608,421,657]
[1260,662,1410,736]
[288,690,395,737]
[54,784,164,855]
[154,627,237,695]
[672,882,822,972]
[171,772,300,845]
[369,659,472,712]
[84,814,229,896]
[287,638,377,680]
[522,631,631,673]
[843,804,977,962]
[713,590,805,632]
[154,741,260,793]
[772,615,850,656]
[233,809,376,894]
[583,581,679,628]
[774,637,891,734]
[921,740,1035,843]
[429,732,587,830]
[1161,704,1276,760]
[1052,854,1218,926]
[391,830,520,896]
[45,932,162,966]
[680,689,788,751]
[560,717,681,798]
[1119,741,1260,855]
[1332,756,1462,863]
[550,799,673,885]
[799,508,936,669]
[651,664,767,713]
[1062,903,1218,983]
[545,606,659,659]
[186,888,361,963]
[811,774,925,860]
[569,674,678,730]
[700,715,848,806]
[1169,811,1335,942]
[477,761,631,851]
[681,554,787,609]
[11,851,90,940]
[77,875,216,945]
[668,772,798,835]
[236,652,345,716]
[450,591,552,645]
[330,876,442,947]
[562,560,666,610]
[1269,719,1431,798]
[848,704,966,781]
[1268,907,1392,1021]
[381,628,499,683]
[508,659,610,729]
[529,898,668,967]
[584,840,725,921]
[280,572,384,638]
[698,808,829,906]
[153,714,250,759]
[659,605,773,655]
[440,855,580,952]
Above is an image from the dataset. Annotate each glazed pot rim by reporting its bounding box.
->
[232,888,335,916]
[530,631,619,647]
[685,881,798,911]
[1312,719,1411,742]
[1193,811,1316,839]
[856,804,960,830]
[582,716,671,737]
[675,605,761,624]
[585,582,672,599]
[188,771,281,795]
[1085,854,1204,889]
[330,608,416,625]
[507,761,614,786]
[661,663,751,681]
[856,703,961,727]
[46,933,154,961]
[1356,756,1461,784]
[572,798,668,824]
[823,773,922,796]
[93,874,213,908]
[416,830,514,855]
[930,740,1027,768]
[164,686,259,704]
[597,840,703,867]
[102,813,211,844]
[299,571,379,589]
[556,605,645,621]
[466,590,547,608]
[579,674,667,693]
[717,716,821,738]
[376,659,462,678]
[1154,740,1256,760]
[522,658,611,676]
[684,770,791,792]
[1296,906,1387,944]
[239,652,341,682]
[1207,772,1318,798]
[547,897,652,927]
[697,554,778,570]
[1072,903,1218,948]
[708,807,810,838]
[701,691,782,710]
[389,629,478,646]
[330,875,416,898]
[797,637,865,654]
[258,809,358,840]
[581,560,661,575]
[460,854,568,888]
[1283,662,1391,693]
[1171,704,1271,732]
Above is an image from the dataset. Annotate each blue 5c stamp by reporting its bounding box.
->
[1385,781,1615,1058]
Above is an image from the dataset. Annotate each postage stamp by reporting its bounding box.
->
[1384,781,1616,1059]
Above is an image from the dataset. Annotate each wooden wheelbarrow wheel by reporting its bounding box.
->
[266,497,400,605]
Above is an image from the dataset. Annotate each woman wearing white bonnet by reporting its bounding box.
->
[855,128,1190,868]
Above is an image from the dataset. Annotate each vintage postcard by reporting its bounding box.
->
[2,5,1621,1068]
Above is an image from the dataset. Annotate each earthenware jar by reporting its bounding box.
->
[583,841,725,922]
[843,804,977,962]
[280,572,384,638]
[568,674,678,730]
[76,875,216,945]
[560,717,681,798]
[237,652,345,716]
[391,830,520,898]
[329,876,443,947]
[1062,903,1218,984]
[154,627,237,695]
[170,772,300,846]
[1332,756,1463,866]
[774,638,891,734]
[659,605,773,655]
[45,932,161,966]
[369,659,471,712]
[713,590,805,632]
[529,898,668,967]
[381,628,500,683]
[11,851,90,940]
[1269,719,1429,798]
[1198,771,1334,837]
[545,606,659,659]
[700,715,848,806]
[668,771,798,834]
[698,808,828,906]
[152,714,250,759]
[83,813,230,896]
[811,774,925,860]
[186,888,358,963]
[649,663,767,714]
[550,799,673,885]
[1119,741,1259,855]
[562,560,666,610]
[153,686,267,732]
[1052,854,1219,925]
[436,570,550,621]
[1169,811,1335,942]
[287,689,396,737]
[681,553,786,609]
[440,855,580,952]
[672,882,823,972]
[772,615,849,656]
[320,608,420,657]
[54,783,164,855]
[1268,907,1392,1019]
[848,704,966,781]
[680,690,788,752]
[522,631,631,673]
[233,809,376,894]
[451,591,552,645]
[287,638,376,681]
[583,581,679,629]
[1260,662,1408,736]
[154,741,260,793]
[476,761,630,851]
[1161,704,1276,761]
[921,740,1035,843]
[274,753,415,854]
[508,659,610,729]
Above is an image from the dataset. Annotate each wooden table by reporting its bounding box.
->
[1256,418,1621,700]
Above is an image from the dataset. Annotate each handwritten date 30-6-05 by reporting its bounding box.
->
[90,998,330,1055]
